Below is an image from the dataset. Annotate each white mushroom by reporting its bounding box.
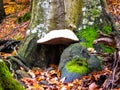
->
[37,29,79,44]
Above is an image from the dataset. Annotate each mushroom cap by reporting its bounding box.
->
[37,29,79,44]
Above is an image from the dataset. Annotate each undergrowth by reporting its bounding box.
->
[76,25,115,53]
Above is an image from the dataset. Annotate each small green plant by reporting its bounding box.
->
[22,12,31,22]
[16,12,31,23]
[101,25,112,34]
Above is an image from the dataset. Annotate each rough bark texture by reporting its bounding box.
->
[0,0,5,22]
[18,0,82,68]
[18,34,48,68]
[29,0,65,31]
[0,59,25,90]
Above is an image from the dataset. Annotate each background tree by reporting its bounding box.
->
[0,0,5,22]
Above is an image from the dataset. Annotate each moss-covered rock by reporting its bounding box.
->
[0,59,25,90]
[58,43,90,70]
[59,43,102,83]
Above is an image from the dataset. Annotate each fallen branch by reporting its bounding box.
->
[0,40,20,53]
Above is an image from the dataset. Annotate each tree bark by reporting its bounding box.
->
[0,0,5,23]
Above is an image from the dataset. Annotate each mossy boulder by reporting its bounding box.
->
[58,43,89,70]
[0,59,25,90]
[60,57,89,83]
[59,43,102,83]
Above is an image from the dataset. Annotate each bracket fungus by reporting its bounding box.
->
[37,29,79,45]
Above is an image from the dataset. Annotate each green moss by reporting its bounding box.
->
[99,25,114,53]
[101,25,112,34]
[100,44,115,53]
[66,58,88,74]
[0,84,2,90]
[76,26,98,48]
[92,9,100,16]
[0,87,2,90]
[76,25,114,53]
[22,12,31,22]
[0,59,25,90]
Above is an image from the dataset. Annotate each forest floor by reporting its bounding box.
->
[0,2,30,40]
[0,0,120,90]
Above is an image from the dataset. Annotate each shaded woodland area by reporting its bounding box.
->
[0,0,120,90]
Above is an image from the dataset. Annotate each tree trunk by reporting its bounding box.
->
[17,0,108,69]
[5,0,119,88]
[17,0,110,69]
[0,0,5,23]
[17,0,82,69]
[0,59,25,90]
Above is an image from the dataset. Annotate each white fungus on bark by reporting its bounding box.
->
[37,29,79,44]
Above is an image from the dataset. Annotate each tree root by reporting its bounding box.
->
[6,56,30,71]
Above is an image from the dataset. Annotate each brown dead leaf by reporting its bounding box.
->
[89,82,98,90]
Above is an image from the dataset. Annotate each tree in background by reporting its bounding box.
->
[0,0,5,23]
